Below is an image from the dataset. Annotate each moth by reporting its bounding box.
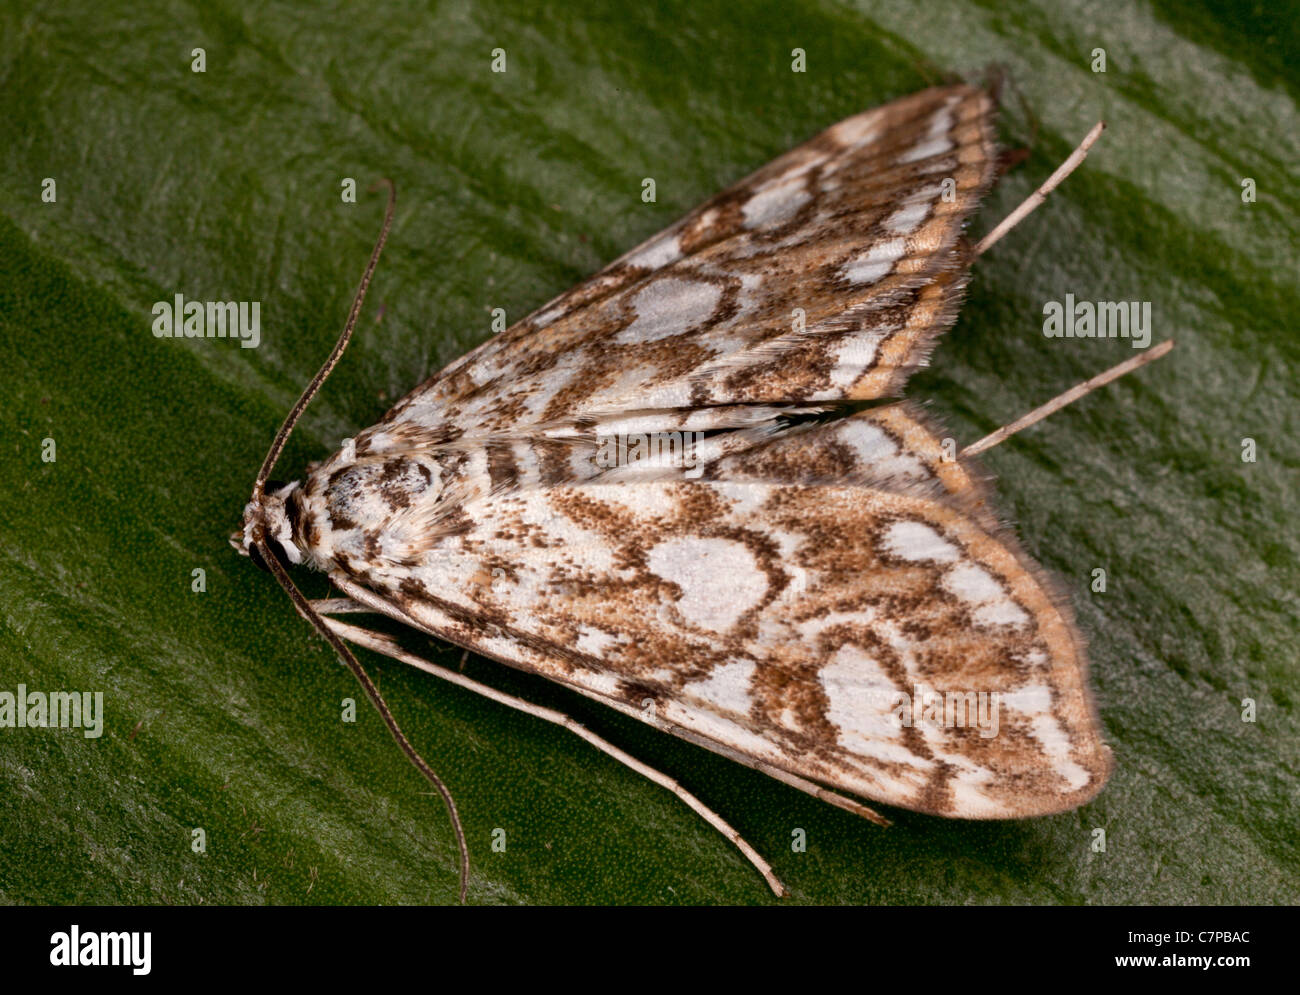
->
[232,82,1170,901]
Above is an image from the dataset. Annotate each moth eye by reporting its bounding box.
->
[248,537,289,573]
[247,543,272,573]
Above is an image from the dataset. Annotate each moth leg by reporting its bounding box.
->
[698,747,891,828]
[322,572,891,831]
[315,613,789,899]
[961,340,1174,457]
[310,597,369,615]
[973,120,1105,258]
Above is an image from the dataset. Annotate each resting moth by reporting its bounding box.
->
[233,82,1168,900]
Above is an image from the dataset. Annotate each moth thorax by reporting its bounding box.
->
[321,455,439,532]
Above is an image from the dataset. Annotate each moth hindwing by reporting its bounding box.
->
[237,82,1117,899]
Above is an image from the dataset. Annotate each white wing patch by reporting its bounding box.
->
[615,277,724,344]
[648,536,768,632]
[684,658,757,713]
[944,562,1031,629]
[1001,685,1093,791]
[625,234,684,271]
[899,95,960,163]
[881,519,962,563]
[842,237,907,285]
[742,176,813,229]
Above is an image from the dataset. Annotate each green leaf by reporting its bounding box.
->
[1,0,1296,904]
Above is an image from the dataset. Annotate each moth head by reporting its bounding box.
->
[230,480,304,569]
[233,179,398,584]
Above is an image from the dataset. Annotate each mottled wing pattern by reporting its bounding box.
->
[285,83,1114,820]
[364,84,997,447]
[295,404,1109,817]
[702,402,1001,532]
[303,469,1108,817]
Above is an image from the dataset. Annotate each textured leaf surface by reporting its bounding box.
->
[1,0,1296,904]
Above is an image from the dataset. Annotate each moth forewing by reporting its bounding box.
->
[236,82,1163,899]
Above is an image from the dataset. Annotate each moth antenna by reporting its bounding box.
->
[973,121,1105,258]
[255,178,397,494]
[961,339,1174,458]
[257,530,471,903]
[250,181,470,900]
